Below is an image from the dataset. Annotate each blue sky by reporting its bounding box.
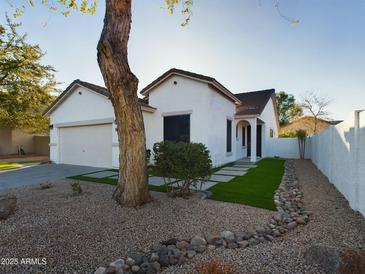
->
[1,0,364,120]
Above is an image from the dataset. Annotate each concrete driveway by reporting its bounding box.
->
[0,164,104,191]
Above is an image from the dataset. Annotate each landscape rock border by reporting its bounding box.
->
[95,160,310,274]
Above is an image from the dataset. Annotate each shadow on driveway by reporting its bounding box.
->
[0,164,105,191]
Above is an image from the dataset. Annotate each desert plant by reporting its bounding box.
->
[296,129,307,159]
[152,141,212,197]
[194,259,238,274]
[70,182,83,195]
[40,183,52,190]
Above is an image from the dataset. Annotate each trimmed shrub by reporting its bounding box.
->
[152,141,212,197]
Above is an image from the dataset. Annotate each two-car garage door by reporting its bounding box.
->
[59,124,112,168]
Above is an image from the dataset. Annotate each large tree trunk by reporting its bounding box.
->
[97,0,151,207]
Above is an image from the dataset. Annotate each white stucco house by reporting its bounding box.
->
[45,68,280,168]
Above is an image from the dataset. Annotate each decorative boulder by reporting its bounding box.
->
[220,231,235,242]
[206,234,221,245]
[305,245,365,274]
[190,235,207,246]
[176,240,189,250]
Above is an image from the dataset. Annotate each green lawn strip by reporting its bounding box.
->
[208,158,285,210]
[0,162,23,171]
[68,175,167,192]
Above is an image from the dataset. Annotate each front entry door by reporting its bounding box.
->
[246,125,262,157]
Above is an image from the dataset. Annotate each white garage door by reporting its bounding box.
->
[59,124,112,168]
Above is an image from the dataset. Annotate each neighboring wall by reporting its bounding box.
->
[310,111,365,216]
[11,129,34,154]
[0,128,12,155]
[34,136,50,155]
[266,137,311,159]
[0,128,49,156]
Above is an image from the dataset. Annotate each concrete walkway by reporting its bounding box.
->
[82,159,258,192]
[0,164,103,191]
[147,160,258,190]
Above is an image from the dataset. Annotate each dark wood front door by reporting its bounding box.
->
[247,125,262,157]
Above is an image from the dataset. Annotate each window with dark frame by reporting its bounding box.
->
[242,126,246,146]
[226,119,232,153]
[163,114,190,142]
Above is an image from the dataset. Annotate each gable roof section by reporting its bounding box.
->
[44,79,156,115]
[139,68,241,104]
[235,89,275,116]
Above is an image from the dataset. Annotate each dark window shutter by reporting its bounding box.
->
[226,120,232,152]
[242,126,246,146]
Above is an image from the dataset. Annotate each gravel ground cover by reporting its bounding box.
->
[162,160,365,274]
[0,180,273,273]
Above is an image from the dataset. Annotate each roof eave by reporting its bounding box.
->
[234,114,259,119]
[44,81,157,116]
[140,71,241,104]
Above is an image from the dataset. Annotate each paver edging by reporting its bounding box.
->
[94,160,310,274]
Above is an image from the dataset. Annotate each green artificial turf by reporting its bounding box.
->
[0,162,23,171]
[68,175,168,192]
[208,158,285,210]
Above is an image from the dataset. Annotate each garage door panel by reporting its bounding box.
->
[59,124,112,168]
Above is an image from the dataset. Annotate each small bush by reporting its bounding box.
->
[70,182,83,195]
[194,259,238,274]
[296,129,307,139]
[152,141,212,197]
[279,130,297,138]
[40,183,52,190]
[297,129,307,159]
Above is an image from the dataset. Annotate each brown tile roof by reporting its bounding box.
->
[139,68,241,103]
[235,89,275,115]
[44,79,155,115]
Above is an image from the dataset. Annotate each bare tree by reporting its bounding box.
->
[300,92,332,135]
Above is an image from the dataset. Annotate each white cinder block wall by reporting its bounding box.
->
[310,111,365,217]
[270,110,365,217]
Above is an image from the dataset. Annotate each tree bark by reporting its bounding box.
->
[97,0,151,207]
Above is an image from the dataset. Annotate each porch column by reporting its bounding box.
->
[250,119,257,162]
